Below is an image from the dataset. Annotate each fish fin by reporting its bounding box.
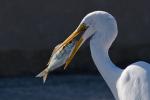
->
[36,68,49,83]
[52,43,62,54]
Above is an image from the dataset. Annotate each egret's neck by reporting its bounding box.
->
[90,35,122,100]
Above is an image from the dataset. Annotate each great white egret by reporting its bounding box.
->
[56,11,150,100]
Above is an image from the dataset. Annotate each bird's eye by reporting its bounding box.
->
[77,23,89,32]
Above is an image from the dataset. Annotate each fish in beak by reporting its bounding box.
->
[36,40,77,83]
[57,23,88,69]
[36,23,88,83]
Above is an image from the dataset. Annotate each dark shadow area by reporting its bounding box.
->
[0,0,150,76]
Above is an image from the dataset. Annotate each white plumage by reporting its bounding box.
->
[76,11,150,100]
[38,11,150,100]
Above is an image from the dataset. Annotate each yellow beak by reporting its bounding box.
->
[64,37,83,69]
[55,23,88,69]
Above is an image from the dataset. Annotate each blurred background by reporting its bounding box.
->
[0,0,150,100]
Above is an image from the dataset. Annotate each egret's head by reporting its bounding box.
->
[57,11,118,69]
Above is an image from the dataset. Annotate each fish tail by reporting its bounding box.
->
[36,67,49,83]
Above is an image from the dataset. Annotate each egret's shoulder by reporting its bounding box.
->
[116,61,150,100]
[117,61,149,82]
[132,61,150,66]
[118,61,150,83]
[117,61,150,100]
[127,61,150,70]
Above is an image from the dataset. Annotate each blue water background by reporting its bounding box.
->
[0,75,114,100]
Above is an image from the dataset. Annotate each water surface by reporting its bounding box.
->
[0,75,114,100]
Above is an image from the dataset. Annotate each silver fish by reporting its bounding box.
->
[36,40,76,83]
